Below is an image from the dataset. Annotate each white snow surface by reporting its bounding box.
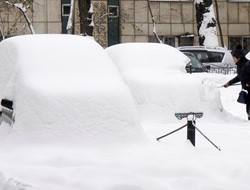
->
[0,34,146,145]
[0,36,249,190]
[106,43,227,123]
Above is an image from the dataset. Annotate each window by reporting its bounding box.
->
[62,4,70,16]
[148,36,176,47]
[182,51,224,63]
[108,5,119,18]
[207,52,224,62]
[149,35,194,47]
[178,35,194,46]
[229,36,250,53]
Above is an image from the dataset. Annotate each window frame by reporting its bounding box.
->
[62,4,71,17]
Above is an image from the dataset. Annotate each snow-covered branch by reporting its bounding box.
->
[147,0,162,44]
[5,1,35,34]
[88,3,94,28]
[66,0,75,33]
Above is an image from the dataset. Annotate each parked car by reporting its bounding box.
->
[105,43,217,123]
[177,46,235,69]
[183,52,210,73]
[0,34,145,144]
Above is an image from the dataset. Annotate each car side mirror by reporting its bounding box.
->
[189,64,192,74]
[1,99,13,110]
[185,63,192,74]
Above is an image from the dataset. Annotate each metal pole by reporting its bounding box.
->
[156,124,187,141]
[194,123,221,151]
[187,120,195,146]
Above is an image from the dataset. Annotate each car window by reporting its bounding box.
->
[189,51,209,63]
[207,52,224,62]
[188,55,203,68]
[184,51,224,63]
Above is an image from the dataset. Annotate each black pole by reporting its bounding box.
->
[194,125,221,151]
[187,120,195,146]
[156,124,187,141]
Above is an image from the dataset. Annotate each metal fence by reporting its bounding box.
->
[208,63,236,75]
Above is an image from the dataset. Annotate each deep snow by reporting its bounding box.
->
[0,35,146,146]
[105,43,230,123]
[0,35,249,190]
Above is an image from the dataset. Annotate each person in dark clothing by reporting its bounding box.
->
[224,44,250,120]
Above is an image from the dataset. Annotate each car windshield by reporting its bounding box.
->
[188,55,203,68]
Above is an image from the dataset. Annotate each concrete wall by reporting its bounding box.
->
[120,0,250,48]
[1,0,249,49]
[32,0,62,34]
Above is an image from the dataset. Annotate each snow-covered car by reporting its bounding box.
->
[0,38,248,190]
[0,34,146,145]
[177,46,235,69]
[106,43,225,123]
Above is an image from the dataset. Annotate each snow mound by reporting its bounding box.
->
[0,34,147,145]
[105,43,189,74]
[106,43,229,123]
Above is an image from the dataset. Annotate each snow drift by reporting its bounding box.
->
[0,34,146,145]
[0,38,249,190]
[106,43,228,123]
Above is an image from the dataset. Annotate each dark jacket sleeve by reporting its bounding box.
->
[228,76,240,86]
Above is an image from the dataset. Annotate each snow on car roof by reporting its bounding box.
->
[0,34,147,145]
[106,43,190,73]
[106,43,228,123]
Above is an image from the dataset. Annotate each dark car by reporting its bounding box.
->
[184,52,210,73]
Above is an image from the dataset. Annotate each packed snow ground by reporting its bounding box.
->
[0,35,249,190]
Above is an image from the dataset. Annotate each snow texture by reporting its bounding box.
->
[0,35,249,190]
[0,34,147,145]
[106,43,227,123]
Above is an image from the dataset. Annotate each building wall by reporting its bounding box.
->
[1,0,249,50]
[32,0,62,34]
[120,0,250,49]
[32,0,109,47]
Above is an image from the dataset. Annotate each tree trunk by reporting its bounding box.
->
[195,0,219,47]
[78,0,93,36]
